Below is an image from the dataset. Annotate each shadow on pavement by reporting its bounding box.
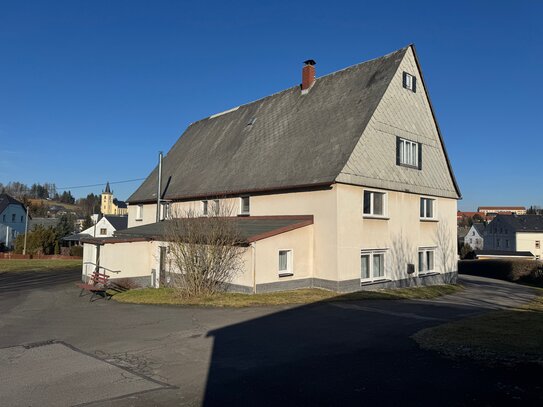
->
[203,291,543,406]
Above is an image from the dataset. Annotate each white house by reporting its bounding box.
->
[465,223,485,250]
[82,44,461,292]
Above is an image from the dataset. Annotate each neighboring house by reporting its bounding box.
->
[64,215,128,246]
[483,214,543,260]
[101,182,128,216]
[465,223,485,250]
[478,206,526,216]
[0,194,28,249]
[82,44,461,292]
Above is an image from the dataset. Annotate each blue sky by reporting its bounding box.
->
[0,1,541,210]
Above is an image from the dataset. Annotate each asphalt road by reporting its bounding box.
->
[0,269,541,406]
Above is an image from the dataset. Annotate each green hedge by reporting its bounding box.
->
[459,259,543,286]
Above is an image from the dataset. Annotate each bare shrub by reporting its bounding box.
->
[165,202,247,297]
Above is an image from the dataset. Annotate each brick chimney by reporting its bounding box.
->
[301,59,316,92]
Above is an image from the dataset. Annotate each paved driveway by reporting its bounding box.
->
[0,270,541,406]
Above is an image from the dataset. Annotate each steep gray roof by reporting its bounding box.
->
[104,215,128,231]
[473,223,486,235]
[128,47,410,203]
[0,193,25,215]
[498,214,543,233]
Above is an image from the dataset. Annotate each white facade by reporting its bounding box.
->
[0,201,27,249]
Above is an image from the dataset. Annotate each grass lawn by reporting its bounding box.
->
[413,292,543,365]
[0,259,82,273]
[112,284,463,308]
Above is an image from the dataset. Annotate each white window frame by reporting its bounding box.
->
[213,199,220,215]
[399,138,419,167]
[360,249,387,283]
[136,204,143,221]
[278,249,293,277]
[240,196,250,215]
[403,72,416,92]
[160,202,170,220]
[420,197,436,220]
[202,200,208,216]
[418,247,436,275]
[363,189,388,218]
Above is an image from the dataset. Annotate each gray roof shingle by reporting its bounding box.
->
[128,47,410,203]
[498,214,543,233]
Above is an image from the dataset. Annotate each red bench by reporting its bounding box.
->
[77,270,111,301]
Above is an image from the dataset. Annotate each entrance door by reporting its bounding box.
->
[159,246,167,287]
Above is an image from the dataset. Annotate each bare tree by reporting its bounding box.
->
[164,202,247,297]
[435,220,455,276]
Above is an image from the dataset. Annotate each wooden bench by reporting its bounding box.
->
[76,270,111,301]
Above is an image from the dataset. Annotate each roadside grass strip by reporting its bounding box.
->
[113,284,463,308]
[413,292,543,365]
[0,259,82,273]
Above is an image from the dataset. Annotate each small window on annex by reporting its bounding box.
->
[240,197,250,215]
[278,250,293,276]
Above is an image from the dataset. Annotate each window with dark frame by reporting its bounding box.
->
[202,200,208,216]
[403,72,416,92]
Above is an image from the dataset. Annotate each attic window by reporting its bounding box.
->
[403,72,416,92]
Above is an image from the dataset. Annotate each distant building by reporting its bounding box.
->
[457,211,492,223]
[101,182,128,216]
[0,194,28,249]
[483,214,543,260]
[478,206,526,216]
[465,223,485,250]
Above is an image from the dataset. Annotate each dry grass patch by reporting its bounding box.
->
[113,284,463,308]
[0,259,82,273]
[413,293,543,365]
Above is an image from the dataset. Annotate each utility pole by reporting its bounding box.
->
[156,151,163,222]
[22,205,29,255]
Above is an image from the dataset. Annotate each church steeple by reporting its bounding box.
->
[104,182,111,194]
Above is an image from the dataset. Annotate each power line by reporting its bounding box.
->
[57,178,146,190]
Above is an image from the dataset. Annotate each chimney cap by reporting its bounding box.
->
[303,59,316,66]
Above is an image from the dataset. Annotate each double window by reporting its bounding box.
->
[420,197,435,219]
[361,250,386,282]
[100,228,107,235]
[363,190,386,217]
[278,250,293,276]
[418,248,435,274]
[397,137,421,168]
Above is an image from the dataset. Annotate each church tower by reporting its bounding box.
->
[101,182,113,215]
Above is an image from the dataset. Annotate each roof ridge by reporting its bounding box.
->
[187,45,411,127]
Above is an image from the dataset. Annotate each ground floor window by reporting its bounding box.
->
[278,250,293,276]
[360,250,386,282]
[418,248,436,274]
